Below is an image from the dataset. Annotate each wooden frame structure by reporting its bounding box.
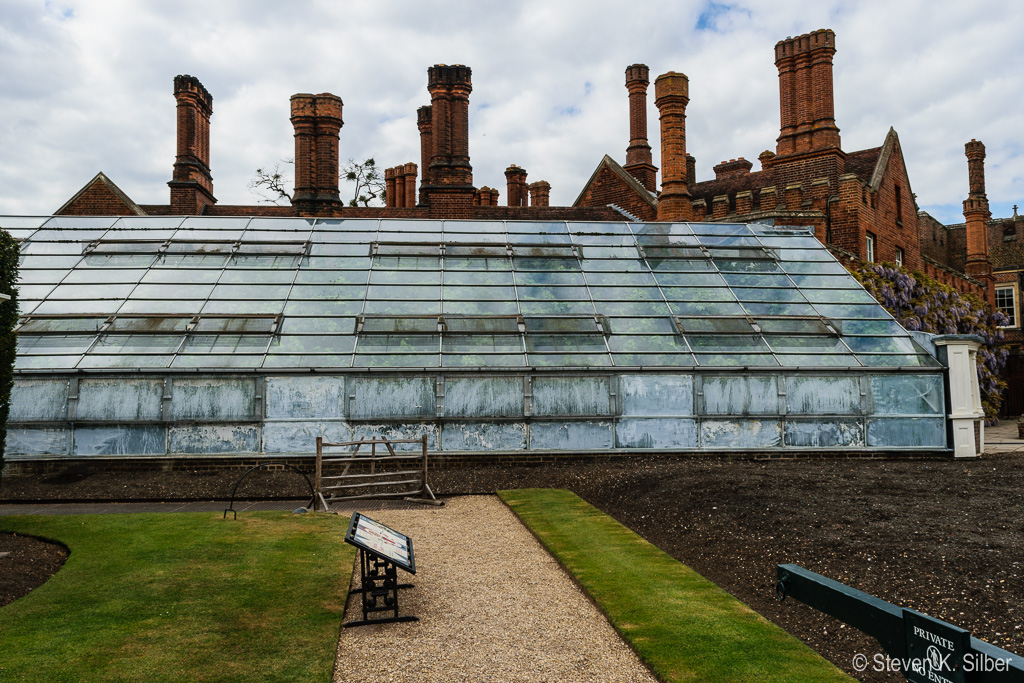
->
[314,435,439,511]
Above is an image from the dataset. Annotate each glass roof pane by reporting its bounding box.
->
[381,220,441,233]
[856,354,940,367]
[636,234,699,246]
[442,300,519,315]
[689,223,753,235]
[766,336,848,353]
[757,318,833,335]
[17,335,96,354]
[41,217,118,230]
[803,289,879,304]
[278,317,355,334]
[519,301,591,315]
[507,232,571,245]
[244,217,315,231]
[598,302,672,316]
[284,300,362,315]
[302,256,371,270]
[445,317,520,333]
[606,335,691,352]
[669,301,747,316]
[165,241,233,254]
[612,353,695,367]
[713,259,782,273]
[119,299,203,315]
[367,270,440,285]
[443,220,506,234]
[513,257,579,271]
[589,286,662,301]
[519,286,589,300]
[443,270,513,285]
[93,334,184,353]
[607,317,676,334]
[782,261,849,275]
[843,336,918,353]
[49,284,133,299]
[64,269,147,284]
[268,336,356,354]
[367,285,439,300]
[527,353,611,367]
[446,245,507,257]
[131,284,214,299]
[182,334,271,353]
[442,353,525,367]
[352,354,439,367]
[842,320,906,335]
[18,317,107,333]
[201,300,284,315]
[171,354,264,368]
[109,317,191,332]
[262,354,352,368]
[571,234,635,246]
[178,216,250,231]
[108,216,186,230]
[741,302,817,316]
[686,335,768,352]
[526,334,606,352]
[210,284,291,300]
[661,287,736,302]
[694,353,778,367]
[646,259,715,272]
[525,317,599,333]
[443,286,514,301]
[154,254,227,268]
[654,272,726,286]
[776,354,859,367]
[219,269,296,284]
[356,334,439,352]
[633,223,693,236]
[514,271,585,286]
[361,317,439,333]
[312,230,377,243]
[194,317,277,333]
[309,244,369,256]
[812,303,890,319]
[15,355,84,369]
[372,255,440,269]
[314,218,380,231]
[580,246,641,259]
[442,334,522,353]
[77,355,173,369]
[677,318,753,333]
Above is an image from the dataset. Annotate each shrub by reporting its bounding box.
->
[0,230,19,476]
[851,262,1007,420]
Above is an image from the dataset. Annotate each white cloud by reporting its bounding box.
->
[1,0,1020,224]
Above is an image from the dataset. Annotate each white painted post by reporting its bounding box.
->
[933,335,984,459]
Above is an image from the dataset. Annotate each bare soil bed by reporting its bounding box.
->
[3,455,1023,682]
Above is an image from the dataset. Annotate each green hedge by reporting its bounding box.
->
[0,229,19,478]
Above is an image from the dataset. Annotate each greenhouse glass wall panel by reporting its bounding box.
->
[2,216,950,459]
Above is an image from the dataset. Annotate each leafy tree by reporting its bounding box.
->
[0,230,19,478]
[248,158,386,207]
[851,262,1008,420]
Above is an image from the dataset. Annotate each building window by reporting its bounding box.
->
[996,285,1018,328]
[895,247,904,267]
[894,184,903,226]
[865,232,875,262]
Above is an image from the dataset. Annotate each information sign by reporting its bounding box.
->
[344,512,416,574]
[903,609,970,683]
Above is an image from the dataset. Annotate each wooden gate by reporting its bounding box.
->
[313,435,439,511]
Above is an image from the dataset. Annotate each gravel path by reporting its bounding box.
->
[333,495,657,682]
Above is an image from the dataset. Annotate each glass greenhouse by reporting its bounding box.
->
[2,216,950,459]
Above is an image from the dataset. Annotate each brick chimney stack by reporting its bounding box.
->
[417,105,432,205]
[529,181,551,207]
[963,139,993,296]
[505,165,528,206]
[624,64,657,192]
[423,65,475,218]
[654,71,692,222]
[774,29,840,156]
[169,75,216,214]
[290,93,344,216]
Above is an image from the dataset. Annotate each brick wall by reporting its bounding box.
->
[574,164,657,220]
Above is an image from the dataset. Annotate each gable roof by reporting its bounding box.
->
[56,172,146,216]
[573,155,657,209]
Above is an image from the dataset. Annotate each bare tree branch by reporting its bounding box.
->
[248,159,294,205]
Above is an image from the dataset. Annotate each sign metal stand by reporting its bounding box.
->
[343,512,418,627]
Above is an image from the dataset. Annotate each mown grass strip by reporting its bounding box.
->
[499,488,852,682]
[0,512,353,682]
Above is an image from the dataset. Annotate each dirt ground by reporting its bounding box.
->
[2,455,1023,682]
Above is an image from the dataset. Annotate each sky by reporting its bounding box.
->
[1,0,1021,224]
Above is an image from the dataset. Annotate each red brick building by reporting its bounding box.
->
[56,30,1018,406]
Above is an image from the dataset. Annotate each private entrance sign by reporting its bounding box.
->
[776,564,1022,681]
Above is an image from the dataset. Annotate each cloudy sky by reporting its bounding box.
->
[2,0,1021,224]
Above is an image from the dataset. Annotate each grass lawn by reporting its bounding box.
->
[0,512,354,682]
[499,488,853,682]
